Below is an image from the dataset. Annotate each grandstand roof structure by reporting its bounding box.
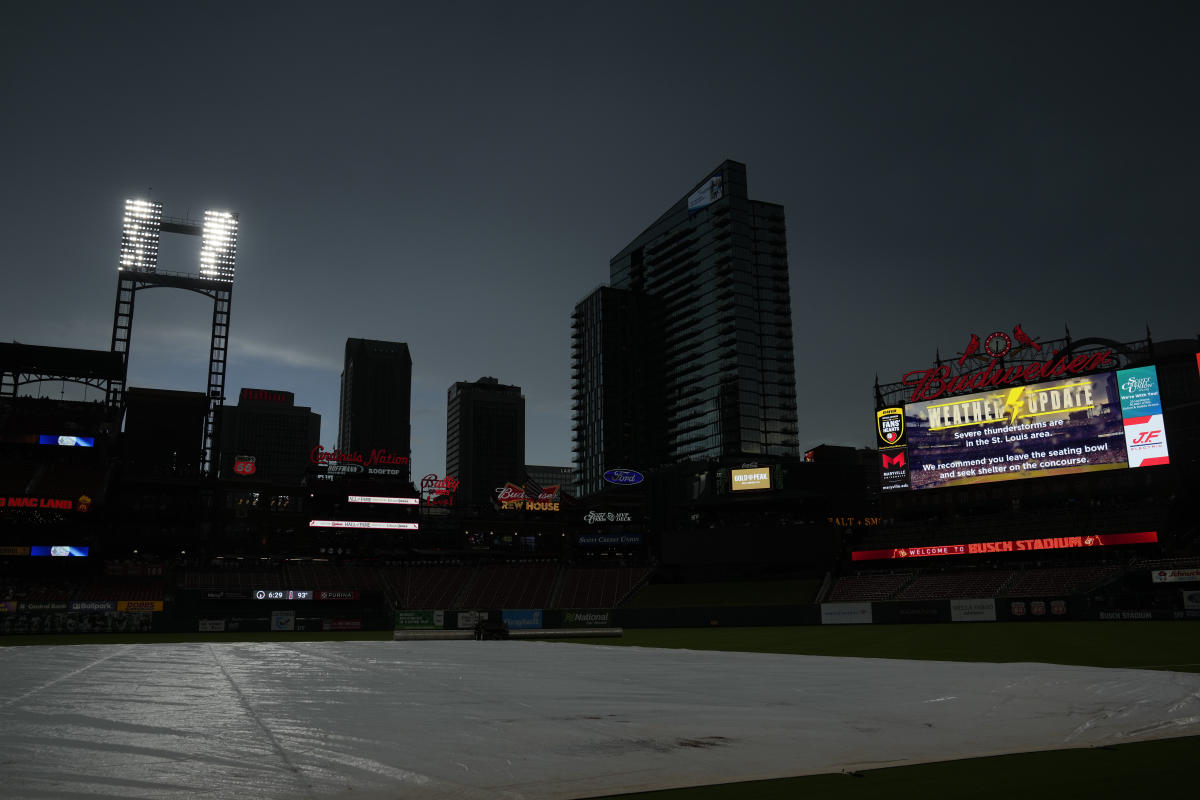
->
[1,342,123,398]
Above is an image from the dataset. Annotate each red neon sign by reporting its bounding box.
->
[0,496,76,511]
[851,531,1158,561]
[903,326,1116,403]
[310,446,409,467]
[240,388,290,403]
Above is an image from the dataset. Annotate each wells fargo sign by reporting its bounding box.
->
[901,325,1117,403]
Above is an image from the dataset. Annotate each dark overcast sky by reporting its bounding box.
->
[2,1,1197,479]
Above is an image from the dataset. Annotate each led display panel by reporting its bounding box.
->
[39,435,94,447]
[881,367,1170,491]
[31,546,90,557]
[308,520,419,530]
[730,468,771,491]
[347,495,420,505]
[852,531,1158,561]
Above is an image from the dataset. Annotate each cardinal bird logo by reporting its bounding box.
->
[958,333,980,366]
[1013,323,1042,352]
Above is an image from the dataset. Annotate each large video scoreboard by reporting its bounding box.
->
[877,365,1170,492]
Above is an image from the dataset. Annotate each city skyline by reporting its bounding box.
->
[2,2,1196,482]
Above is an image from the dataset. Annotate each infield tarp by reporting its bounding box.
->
[3,641,1200,799]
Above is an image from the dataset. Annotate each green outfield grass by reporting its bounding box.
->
[555,621,1200,673]
[591,735,1200,800]
[622,579,822,607]
[4,622,1198,798]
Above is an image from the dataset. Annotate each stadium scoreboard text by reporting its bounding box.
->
[877,365,1170,492]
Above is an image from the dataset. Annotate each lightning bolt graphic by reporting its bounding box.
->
[1005,387,1026,425]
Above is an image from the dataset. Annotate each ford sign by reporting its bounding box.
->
[603,468,644,486]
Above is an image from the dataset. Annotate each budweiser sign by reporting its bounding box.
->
[494,482,560,512]
[310,445,410,467]
[903,326,1116,403]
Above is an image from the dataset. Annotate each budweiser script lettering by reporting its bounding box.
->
[903,350,1116,402]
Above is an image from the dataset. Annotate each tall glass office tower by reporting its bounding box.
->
[338,339,412,481]
[597,160,798,470]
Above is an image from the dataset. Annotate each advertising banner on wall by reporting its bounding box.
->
[951,598,997,622]
[820,602,873,625]
[323,618,363,631]
[457,611,485,629]
[575,532,643,548]
[395,610,444,629]
[270,610,295,631]
[198,619,226,632]
[561,610,611,627]
[117,601,163,612]
[1183,591,1200,611]
[1152,568,1200,584]
[502,609,543,630]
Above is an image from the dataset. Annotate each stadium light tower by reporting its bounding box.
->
[107,197,239,476]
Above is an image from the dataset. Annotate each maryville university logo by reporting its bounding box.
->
[881,450,906,470]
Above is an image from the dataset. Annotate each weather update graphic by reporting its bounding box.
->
[890,366,1171,491]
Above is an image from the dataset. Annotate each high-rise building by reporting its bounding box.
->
[446,377,525,508]
[338,339,412,481]
[571,286,666,497]
[573,160,798,494]
[218,388,320,485]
